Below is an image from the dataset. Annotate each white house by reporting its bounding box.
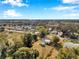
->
[64,42,79,48]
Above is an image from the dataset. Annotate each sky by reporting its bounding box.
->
[0,0,79,19]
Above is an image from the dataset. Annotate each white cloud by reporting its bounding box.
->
[63,13,79,17]
[2,0,29,7]
[4,10,22,17]
[61,11,79,19]
[51,5,79,12]
[61,13,79,19]
[63,0,79,4]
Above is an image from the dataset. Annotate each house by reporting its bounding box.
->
[57,31,63,37]
[64,42,79,48]
[51,30,58,34]
[41,36,51,46]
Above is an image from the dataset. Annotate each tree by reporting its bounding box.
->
[7,42,23,56]
[51,35,62,48]
[23,33,33,48]
[40,31,46,38]
[0,27,5,32]
[0,34,7,59]
[1,48,7,59]
[32,34,38,42]
[12,47,39,59]
[36,26,47,35]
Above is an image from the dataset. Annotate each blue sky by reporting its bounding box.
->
[0,0,79,19]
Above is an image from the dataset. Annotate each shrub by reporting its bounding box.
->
[74,47,79,56]
[52,35,60,44]
[57,48,77,59]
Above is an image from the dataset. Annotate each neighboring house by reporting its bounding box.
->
[41,36,51,46]
[57,31,63,37]
[34,31,40,35]
[64,42,79,48]
[51,30,58,34]
[49,28,52,31]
